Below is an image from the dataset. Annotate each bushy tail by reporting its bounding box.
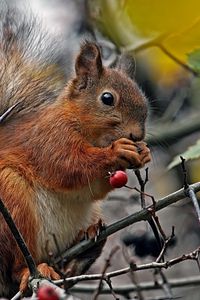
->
[0,5,67,120]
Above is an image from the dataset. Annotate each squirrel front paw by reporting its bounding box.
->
[110,138,151,170]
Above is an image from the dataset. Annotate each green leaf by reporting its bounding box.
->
[168,139,200,169]
[188,49,200,72]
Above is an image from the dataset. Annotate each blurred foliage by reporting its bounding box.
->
[88,0,200,81]
[168,140,200,169]
[188,50,200,73]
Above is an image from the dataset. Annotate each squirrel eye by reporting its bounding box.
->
[100,92,114,106]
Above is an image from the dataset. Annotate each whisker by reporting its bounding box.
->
[146,131,171,152]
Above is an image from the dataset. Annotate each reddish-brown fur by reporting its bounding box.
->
[0,38,151,297]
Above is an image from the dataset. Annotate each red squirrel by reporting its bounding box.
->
[0,8,151,297]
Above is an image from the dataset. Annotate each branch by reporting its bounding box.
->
[181,156,200,222]
[93,246,119,300]
[55,182,200,265]
[122,33,198,77]
[70,275,200,294]
[11,279,68,300]
[187,188,200,223]
[158,44,198,76]
[0,105,38,278]
[156,227,175,263]
[134,168,164,259]
[0,198,38,278]
[54,247,200,286]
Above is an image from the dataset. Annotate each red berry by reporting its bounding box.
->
[37,285,59,300]
[109,170,128,188]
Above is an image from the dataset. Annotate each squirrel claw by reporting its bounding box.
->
[78,219,105,242]
[86,219,105,241]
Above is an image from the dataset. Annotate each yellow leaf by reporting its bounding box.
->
[89,1,200,80]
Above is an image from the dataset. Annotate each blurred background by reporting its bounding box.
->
[5,0,200,299]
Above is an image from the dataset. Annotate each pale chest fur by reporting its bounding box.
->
[34,186,102,261]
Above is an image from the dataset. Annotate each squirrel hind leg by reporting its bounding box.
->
[19,263,60,294]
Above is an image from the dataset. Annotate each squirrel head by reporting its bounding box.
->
[65,41,148,147]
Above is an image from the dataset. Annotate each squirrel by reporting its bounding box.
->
[0,7,151,298]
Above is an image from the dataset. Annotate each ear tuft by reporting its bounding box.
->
[75,41,103,79]
[116,54,136,79]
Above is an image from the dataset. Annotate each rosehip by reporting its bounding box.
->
[37,285,59,300]
[109,170,128,188]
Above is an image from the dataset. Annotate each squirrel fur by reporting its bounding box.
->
[0,7,151,297]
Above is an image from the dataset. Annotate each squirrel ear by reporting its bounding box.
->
[75,42,103,79]
[116,54,136,79]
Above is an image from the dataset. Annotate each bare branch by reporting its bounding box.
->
[30,279,67,299]
[93,246,119,300]
[55,247,200,286]
[180,157,200,222]
[156,227,175,263]
[0,198,38,278]
[155,270,173,299]
[180,156,189,190]
[134,169,164,262]
[70,275,200,294]
[55,182,200,266]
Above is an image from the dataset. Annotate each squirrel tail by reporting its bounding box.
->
[0,5,67,121]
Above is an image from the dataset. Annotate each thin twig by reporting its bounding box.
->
[122,247,145,300]
[93,246,119,300]
[54,247,200,286]
[134,169,148,208]
[0,105,38,279]
[70,275,200,294]
[134,169,163,260]
[104,278,120,300]
[155,270,173,299]
[156,227,175,263]
[54,182,200,265]
[181,157,200,222]
[158,44,199,77]
[180,156,189,189]
[122,32,199,77]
